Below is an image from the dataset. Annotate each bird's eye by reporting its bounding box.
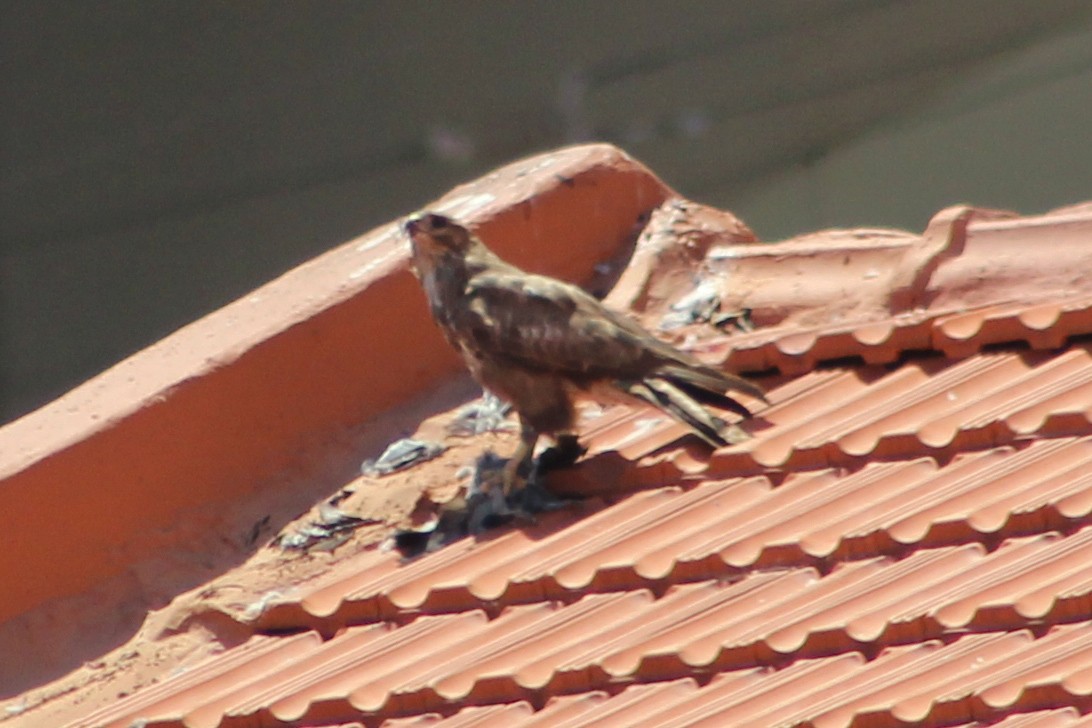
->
[427,213,450,228]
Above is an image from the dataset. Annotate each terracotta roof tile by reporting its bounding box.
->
[80,527,1092,726]
[390,681,1092,728]
[957,711,1092,727]
[5,145,1092,727]
[87,622,1092,726]
[248,429,1090,638]
[72,320,1092,726]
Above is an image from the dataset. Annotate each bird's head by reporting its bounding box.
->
[404,212,475,256]
[404,211,498,285]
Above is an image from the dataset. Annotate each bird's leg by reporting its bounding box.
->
[502,418,538,496]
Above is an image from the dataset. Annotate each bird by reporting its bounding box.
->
[404,211,766,496]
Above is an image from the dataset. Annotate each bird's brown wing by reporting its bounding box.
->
[462,271,764,397]
[459,271,765,446]
[460,271,659,379]
[458,271,767,446]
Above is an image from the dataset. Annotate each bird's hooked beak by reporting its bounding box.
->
[403,213,425,236]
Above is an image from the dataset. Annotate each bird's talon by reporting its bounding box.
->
[500,461,528,499]
[537,434,587,473]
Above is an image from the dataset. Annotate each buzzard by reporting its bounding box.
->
[404,212,766,494]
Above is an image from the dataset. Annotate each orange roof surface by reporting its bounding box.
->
[3,145,1092,727]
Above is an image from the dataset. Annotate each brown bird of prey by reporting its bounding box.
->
[404,211,766,495]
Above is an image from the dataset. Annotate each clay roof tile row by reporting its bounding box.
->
[250,427,1090,635]
[85,618,1092,727]
[83,524,1092,727]
[581,342,1092,480]
[713,292,1092,375]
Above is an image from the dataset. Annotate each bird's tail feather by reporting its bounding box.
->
[623,363,765,447]
[626,377,730,448]
[659,364,766,418]
[671,378,753,419]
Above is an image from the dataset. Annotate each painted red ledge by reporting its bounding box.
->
[0,143,671,628]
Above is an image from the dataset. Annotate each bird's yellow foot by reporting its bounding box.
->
[501,450,533,497]
[500,424,538,498]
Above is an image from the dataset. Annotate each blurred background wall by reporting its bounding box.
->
[3,0,1091,423]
